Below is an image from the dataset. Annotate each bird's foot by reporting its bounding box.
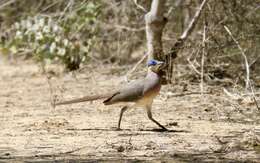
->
[162,128,169,132]
[160,126,169,132]
[112,127,122,131]
[149,128,168,132]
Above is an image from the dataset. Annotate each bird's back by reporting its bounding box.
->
[103,79,145,105]
[103,71,161,105]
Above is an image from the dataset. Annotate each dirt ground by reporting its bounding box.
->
[0,58,259,162]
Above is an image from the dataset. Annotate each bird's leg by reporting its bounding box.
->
[146,106,168,131]
[117,106,128,130]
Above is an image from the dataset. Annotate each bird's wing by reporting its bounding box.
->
[103,79,145,105]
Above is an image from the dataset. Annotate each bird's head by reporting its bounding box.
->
[147,59,165,74]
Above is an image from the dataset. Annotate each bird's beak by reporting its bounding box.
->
[157,61,164,65]
[157,61,166,69]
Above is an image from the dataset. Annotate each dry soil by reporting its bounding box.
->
[0,59,259,162]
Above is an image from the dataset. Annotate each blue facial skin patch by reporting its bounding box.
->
[147,60,157,66]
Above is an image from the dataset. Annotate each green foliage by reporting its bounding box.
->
[0,1,100,70]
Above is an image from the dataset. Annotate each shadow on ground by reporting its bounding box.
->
[0,152,252,163]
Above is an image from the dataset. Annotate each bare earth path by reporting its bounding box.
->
[0,59,259,162]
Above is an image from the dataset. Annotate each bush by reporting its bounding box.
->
[0,1,100,70]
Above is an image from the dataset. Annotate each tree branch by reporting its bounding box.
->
[224,26,250,90]
[165,0,209,83]
[0,0,17,10]
[133,0,147,13]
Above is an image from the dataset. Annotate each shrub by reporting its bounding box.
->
[0,1,100,70]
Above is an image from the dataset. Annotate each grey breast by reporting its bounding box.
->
[143,71,161,95]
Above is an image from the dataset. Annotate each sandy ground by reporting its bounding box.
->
[0,59,259,162]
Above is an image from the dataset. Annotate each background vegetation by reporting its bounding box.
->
[0,0,259,86]
[0,1,259,161]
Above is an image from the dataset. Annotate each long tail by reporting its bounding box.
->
[55,93,115,106]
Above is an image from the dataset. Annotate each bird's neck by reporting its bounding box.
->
[147,68,162,77]
[146,68,161,81]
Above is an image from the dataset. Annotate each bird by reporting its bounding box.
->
[55,59,168,131]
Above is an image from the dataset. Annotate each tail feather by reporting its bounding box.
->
[55,93,114,106]
[103,92,120,105]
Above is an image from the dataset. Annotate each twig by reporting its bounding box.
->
[59,146,86,155]
[133,0,147,13]
[249,81,260,111]
[97,21,145,32]
[180,0,209,41]
[200,24,207,95]
[40,62,56,108]
[242,92,260,96]
[168,0,209,54]
[0,0,17,10]
[40,0,63,12]
[249,55,260,68]
[114,24,145,32]
[224,26,250,90]
[165,0,209,82]
[58,0,74,22]
[187,48,202,75]
[166,6,174,17]
[166,91,211,98]
[124,54,148,82]
[246,5,260,18]
[223,88,241,100]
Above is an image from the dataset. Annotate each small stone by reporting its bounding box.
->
[117,145,125,152]
[204,108,211,112]
[4,152,10,156]
[168,122,178,126]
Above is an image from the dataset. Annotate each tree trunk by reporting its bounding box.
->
[145,0,167,61]
[145,0,209,84]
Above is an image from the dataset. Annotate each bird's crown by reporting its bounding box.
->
[147,59,163,66]
[147,59,158,66]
